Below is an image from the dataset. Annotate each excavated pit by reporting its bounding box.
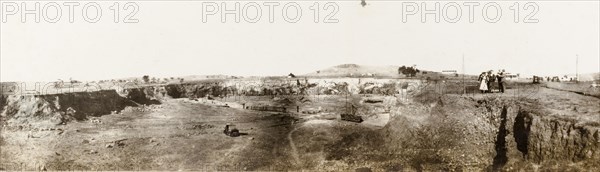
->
[475,98,598,170]
[379,95,599,171]
[0,81,598,171]
[492,106,509,170]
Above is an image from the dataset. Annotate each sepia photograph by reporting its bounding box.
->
[1,0,599,171]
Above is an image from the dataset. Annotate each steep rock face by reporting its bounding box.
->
[164,84,234,98]
[0,89,163,126]
[159,79,422,98]
[479,99,599,170]
[525,115,599,162]
[122,87,163,105]
[162,82,308,98]
[0,90,127,126]
[382,96,599,171]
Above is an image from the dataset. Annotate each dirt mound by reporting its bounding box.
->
[383,95,486,170]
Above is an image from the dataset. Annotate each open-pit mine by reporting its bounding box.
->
[1,75,599,171]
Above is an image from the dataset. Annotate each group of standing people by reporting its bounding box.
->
[478,69,505,93]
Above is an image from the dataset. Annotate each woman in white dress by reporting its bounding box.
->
[479,72,488,93]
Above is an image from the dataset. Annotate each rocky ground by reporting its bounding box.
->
[1,81,599,171]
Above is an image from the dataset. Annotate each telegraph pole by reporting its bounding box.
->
[462,54,466,95]
[576,54,579,83]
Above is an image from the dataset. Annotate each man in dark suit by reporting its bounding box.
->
[486,71,495,93]
[497,69,505,93]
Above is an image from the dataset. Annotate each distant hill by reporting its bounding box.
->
[303,64,403,77]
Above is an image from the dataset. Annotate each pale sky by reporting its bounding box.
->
[1,1,599,82]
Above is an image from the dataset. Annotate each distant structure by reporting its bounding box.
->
[504,74,519,79]
[442,70,458,77]
[288,73,296,78]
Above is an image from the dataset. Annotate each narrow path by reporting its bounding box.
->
[287,124,302,164]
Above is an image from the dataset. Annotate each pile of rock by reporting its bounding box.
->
[121,104,163,113]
